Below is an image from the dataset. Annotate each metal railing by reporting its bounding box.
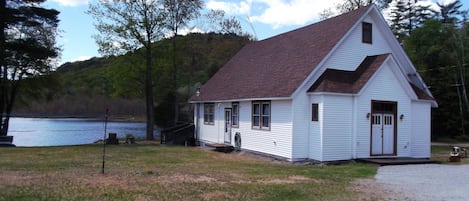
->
[160,123,195,146]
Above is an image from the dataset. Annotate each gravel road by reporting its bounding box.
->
[375,164,469,201]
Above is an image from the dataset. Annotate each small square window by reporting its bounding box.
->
[312,103,319,122]
[362,22,372,44]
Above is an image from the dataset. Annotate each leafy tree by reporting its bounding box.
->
[162,0,202,125]
[0,0,59,136]
[320,0,392,19]
[336,0,392,13]
[205,9,245,36]
[405,10,469,139]
[435,0,469,137]
[88,0,165,140]
[319,8,335,20]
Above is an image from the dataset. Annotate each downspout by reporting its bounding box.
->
[217,103,221,143]
[195,103,200,145]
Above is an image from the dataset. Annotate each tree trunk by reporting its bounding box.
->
[456,80,466,136]
[0,80,19,137]
[145,44,155,140]
[172,36,179,126]
[0,0,6,137]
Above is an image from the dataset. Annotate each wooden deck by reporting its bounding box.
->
[357,157,439,166]
[206,143,234,153]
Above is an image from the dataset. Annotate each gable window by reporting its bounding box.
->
[362,22,372,44]
[232,102,239,127]
[312,103,319,121]
[204,103,215,125]
[252,101,270,130]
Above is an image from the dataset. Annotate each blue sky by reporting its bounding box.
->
[43,0,467,65]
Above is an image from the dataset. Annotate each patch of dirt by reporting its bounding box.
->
[201,191,229,201]
[157,173,216,183]
[351,179,413,201]
[230,175,320,185]
[258,175,321,184]
[76,174,136,190]
[0,171,44,186]
[134,194,155,201]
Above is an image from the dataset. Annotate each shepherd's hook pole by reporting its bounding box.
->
[102,108,109,174]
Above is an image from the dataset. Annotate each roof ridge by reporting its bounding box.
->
[190,5,374,102]
[257,5,373,43]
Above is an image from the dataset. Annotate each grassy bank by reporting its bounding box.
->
[0,144,377,201]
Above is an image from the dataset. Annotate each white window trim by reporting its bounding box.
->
[204,103,215,125]
[252,101,271,130]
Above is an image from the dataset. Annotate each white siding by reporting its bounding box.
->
[411,101,431,158]
[321,95,354,161]
[291,93,310,160]
[322,16,392,71]
[230,100,294,159]
[199,102,231,144]
[308,95,323,161]
[355,61,413,158]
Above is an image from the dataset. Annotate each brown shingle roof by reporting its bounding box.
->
[409,82,435,100]
[308,54,389,93]
[308,54,435,101]
[190,5,372,102]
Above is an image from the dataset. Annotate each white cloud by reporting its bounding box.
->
[164,27,205,38]
[252,0,344,28]
[206,0,252,15]
[71,55,92,62]
[179,27,205,35]
[417,0,440,10]
[50,0,89,7]
[206,0,343,29]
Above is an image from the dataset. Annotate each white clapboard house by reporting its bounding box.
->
[189,5,437,162]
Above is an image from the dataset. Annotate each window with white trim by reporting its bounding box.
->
[232,102,239,127]
[204,103,214,125]
[312,103,319,122]
[252,101,270,130]
[362,22,372,44]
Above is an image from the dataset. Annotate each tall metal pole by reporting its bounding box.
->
[102,108,109,174]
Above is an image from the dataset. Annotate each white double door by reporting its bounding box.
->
[371,113,395,155]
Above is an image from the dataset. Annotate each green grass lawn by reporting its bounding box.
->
[0,144,377,201]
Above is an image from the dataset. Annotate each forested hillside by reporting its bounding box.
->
[14,33,251,124]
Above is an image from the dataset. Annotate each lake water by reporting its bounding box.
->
[8,118,158,147]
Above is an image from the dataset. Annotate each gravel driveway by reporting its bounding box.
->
[374,164,469,201]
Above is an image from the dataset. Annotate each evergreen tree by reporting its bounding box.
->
[404,0,469,138]
[437,0,466,24]
[0,0,59,137]
[388,0,434,42]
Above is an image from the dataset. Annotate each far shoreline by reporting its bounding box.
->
[8,114,147,122]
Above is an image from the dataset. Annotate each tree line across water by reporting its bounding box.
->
[14,33,251,127]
